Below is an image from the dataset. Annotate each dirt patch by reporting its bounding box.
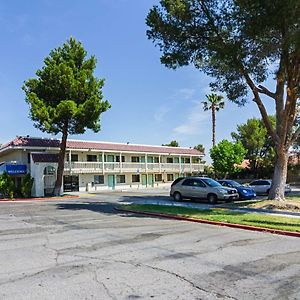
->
[249,200,300,211]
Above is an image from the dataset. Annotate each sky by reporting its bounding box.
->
[0,0,276,161]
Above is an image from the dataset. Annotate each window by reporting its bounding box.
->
[44,166,56,175]
[131,156,140,163]
[167,157,173,164]
[201,178,221,187]
[147,156,154,163]
[181,157,190,163]
[116,156,125,162]
[250,180,270,186]
[106,155,114,162]
[197,180,206,188]
[192,157,200,163]
[173,157,179,163]
[71,154,78,162]
[87,155,97,162]
[182,179,194,186]
[182,179,205,187]
[27,153,31,164]
[171,177,184,187]
[155,174,162,182]
[167,174,174,181]
[116,175,126,184]
[132,174,140,183]
[94,175,104,184]
[154,157,159,163]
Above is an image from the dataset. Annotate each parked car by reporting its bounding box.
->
[170,176,239,204]
[248,179,292,195]
[217,179,256,200]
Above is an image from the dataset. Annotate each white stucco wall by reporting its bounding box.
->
[0,150,27,164]
[30,162,60,197]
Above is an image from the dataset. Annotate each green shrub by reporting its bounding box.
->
[21,174,34,198]
[0,172,15,199]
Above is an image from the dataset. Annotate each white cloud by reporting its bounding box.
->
[173,101,209,135]
[153,88,196,123]
[176,88,195,100]
[154,105,170,122]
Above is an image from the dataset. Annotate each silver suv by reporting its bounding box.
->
[170,177,239,204]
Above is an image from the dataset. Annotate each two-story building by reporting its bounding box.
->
[0,136,204,197]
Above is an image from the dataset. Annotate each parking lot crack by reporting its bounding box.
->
[73,255,237,300]
[43,235,59,266]
[92,270,117,300]
[138,263,238,300]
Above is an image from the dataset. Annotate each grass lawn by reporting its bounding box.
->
[121,204,300,232]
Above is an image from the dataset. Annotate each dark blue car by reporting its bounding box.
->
[217,180,256,200]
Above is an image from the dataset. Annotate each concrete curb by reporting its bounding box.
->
[115,207,300,238]
[0,195,80,202]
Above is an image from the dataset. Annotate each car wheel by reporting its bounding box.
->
[207,193,217,204]
[173,192,182,201]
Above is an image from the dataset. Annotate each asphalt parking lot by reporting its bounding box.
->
[0,191,300,299]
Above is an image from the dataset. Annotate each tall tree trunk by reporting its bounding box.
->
[212,105,216,147]
[268,146,288,200]
[53,122,68,196]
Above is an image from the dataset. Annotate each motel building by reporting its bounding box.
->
[0,136,205,197]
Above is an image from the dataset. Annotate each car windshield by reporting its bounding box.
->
[227,180,242,187]
[202,178,221,187]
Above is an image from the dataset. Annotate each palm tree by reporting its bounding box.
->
[202,93,225,147]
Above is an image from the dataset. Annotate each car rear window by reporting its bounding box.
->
[171,177,184,187]
[182,179,195,186]
[182,179,206,187]
[261,181,271,185]
[250,180,270,186]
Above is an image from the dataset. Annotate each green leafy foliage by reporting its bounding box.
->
[23,38,110,195]
[0,172,14,199]
[202,94,224,112]
[21,174,34,198]
[22,38,110,135]
[194,144,205,153]
[210,140,246,177]
[162,140,179,147]
[146,0,299,105]
[231,117,276,177]
[146,0,300,199]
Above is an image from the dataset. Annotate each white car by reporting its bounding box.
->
[248,179,291,195]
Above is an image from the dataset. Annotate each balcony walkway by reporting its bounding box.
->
[64,162,204,174]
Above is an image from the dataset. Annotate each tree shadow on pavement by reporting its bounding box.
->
[55,201,172,222]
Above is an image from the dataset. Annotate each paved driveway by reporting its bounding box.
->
[0,193,299,299]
